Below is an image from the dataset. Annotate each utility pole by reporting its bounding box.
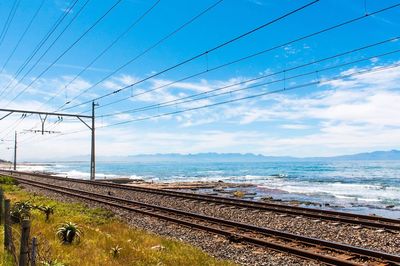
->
[13,131,17,171]
[90,101,96,181]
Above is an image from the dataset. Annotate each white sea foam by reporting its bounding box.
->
[258,178,400,203]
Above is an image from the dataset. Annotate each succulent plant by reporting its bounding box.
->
[56,222,82,244]
[110,245,122,258]
[38,205,55,222]
[10,200,33,223]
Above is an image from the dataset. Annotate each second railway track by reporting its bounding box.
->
[2,170,400,231]
[13,175,400,266]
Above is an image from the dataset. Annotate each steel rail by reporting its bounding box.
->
[2,170,400,230]
[14,176,400,266]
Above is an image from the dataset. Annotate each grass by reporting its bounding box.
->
[0,176,235,266]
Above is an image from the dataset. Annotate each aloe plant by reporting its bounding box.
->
[38,205,55,222]
[10,200,33,223]
[110,245,122,258]
[56,222,82,244]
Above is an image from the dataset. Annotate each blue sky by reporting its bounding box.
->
[0,0,399,160]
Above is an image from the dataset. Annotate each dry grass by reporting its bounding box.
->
[0,177,235,266]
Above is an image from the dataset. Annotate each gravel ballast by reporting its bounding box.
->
[16,176,400,254]
[17,174,399,255]
[20,183,320,266]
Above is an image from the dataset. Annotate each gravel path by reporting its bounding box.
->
[20,183,320,266]
[17,174,400,255]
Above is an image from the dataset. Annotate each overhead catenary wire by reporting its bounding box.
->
[0,0,46,74]
[18,40,400,145]
[39,0,163,111]
[0,0,21,47]
[1,0,91,101]
[6,1,400,148]
[88,4,400,112]
[98,62,400,128]
[97,36,400,113]
[99,44,400,118]
[63,1,400,112]
[61,0,320,111]
[0,0,80,98]
[0,115,27,140]
[56,0,226,112]
[20,59,394,145]
[0,0,90,137]
[4,0,124,107]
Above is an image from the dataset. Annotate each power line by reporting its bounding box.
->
[0,0,80,98]
[61,0,320,111]
[1,0,91,102]
[99,62,400,128]
[0,115,26,140]
[4,0,120,106]
[39,0,163,111]
[57,0,226,112]
[0,0,21,47]
[97,36,400,113]
[91,3,400,112]
[1,0,92,136]
[0,0,45,74]
[99,42,400,118]
[18,0,224,144]
[18,128,87,145]
[63,2,400,112]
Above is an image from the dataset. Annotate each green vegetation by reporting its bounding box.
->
[110,245,123,258]
[56,222,82,244]
[37,205,55,222]
[10,200,33,223]
[0,175,234,266]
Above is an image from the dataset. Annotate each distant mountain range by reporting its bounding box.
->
[49,149,400,163]
[320,150,400,161]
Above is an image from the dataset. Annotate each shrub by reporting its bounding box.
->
[56,222,83,244]
[0,175,16,185]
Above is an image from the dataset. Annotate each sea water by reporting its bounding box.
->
[14,160,400,218]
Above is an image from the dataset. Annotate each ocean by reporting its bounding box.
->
[15,160,400,218]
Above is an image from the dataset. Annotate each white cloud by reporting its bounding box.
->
[1,61,400,159]
[281,124,309,130]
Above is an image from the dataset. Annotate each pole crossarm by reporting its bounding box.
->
[0,108,91,119]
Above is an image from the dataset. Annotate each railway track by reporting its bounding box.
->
[13,175,400,266]
[2,170,399,231]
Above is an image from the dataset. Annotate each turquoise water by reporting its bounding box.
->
[19,160,400,218]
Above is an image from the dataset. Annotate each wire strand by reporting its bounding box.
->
[0,0,45,74]
[97,36,400,113]
[99,62,400,127]
[4,0,123,106]
[0,0,21,47]
[0,0,80,98]
[63,2,400,111]
[40,0,163,111]
[57,0,226,111]
[99,46,400,118]
[61,0,320,110]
